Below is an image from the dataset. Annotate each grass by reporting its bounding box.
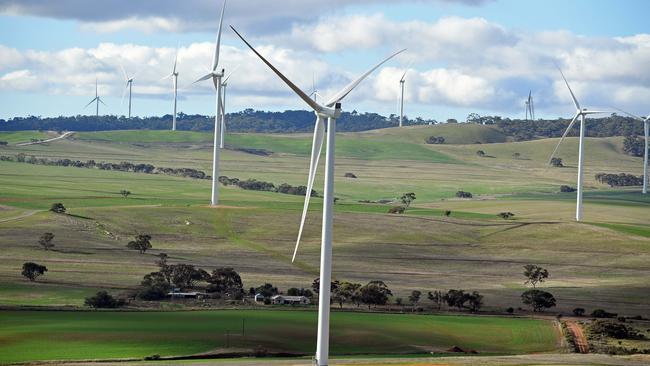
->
[0,130,50,144]
[0,310,559,363]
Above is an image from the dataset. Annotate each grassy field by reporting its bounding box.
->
[0,310,559,363]
[1,126,649,318]
[0,130,51,144]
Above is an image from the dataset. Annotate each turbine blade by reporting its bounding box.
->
[548,112,580,165]
[614,108,645,121]
[99,98,107,107]
[292,116,325,263]
[582,110,610,115]
[194,73,213,83]
[173,47,178,74]
[84,97,98,109]
[399,60,413,82]
[556,66,581,110]
[212,0,227,71]
[231,25,322,112]
[120,64,128,81]
[121,83,128,105]
[326,48,406,107]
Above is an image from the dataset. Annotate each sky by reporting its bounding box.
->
[0,0,649,121]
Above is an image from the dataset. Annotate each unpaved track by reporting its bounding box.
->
[0,210,38,223]
[16,131,74,146]
[567,320,590,353]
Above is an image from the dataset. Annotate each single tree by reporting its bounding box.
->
[467,291,483,312]
[359,280,393,308]
[512,152,521,159]
[521,289,556,312]
[120,190,131,198]
[38,232,55,250]
[523,264,549,288]
[443,289,469,311]
[170,264,209,290]
[476,150,486,157]
[408,290,422,310]
[206,267,244,298]
[573,307,586,316]
[427,290,444,310]
[127,234,152,254]
[21,262,47,281]
[50,202,66,213]
[400,192,417,208]
[550,157,563,167]
[497,212,515,220]
[332,282,361,309]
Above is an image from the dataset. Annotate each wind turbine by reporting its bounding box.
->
[163,47,180,131]
[398,62,412,128]
[219,66,238,149]
[547,68,609,221]
[525,91,535,121]
[194,0,226,206]
[309,73,322,103]
[231,25,404,366]
[84,78,106,117]
[120,65,136,119]
[616,109,649,194]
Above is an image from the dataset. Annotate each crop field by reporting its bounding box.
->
[0,310,560,363]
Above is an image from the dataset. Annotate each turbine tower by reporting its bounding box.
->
[398,63,411,128]
[84,78,106,117]
[232,25,404,366]
[616,110,649,194]
[219,67,238,148]
[120,65,136,119]
[195,0,227,206]
[163,47,180,131]
[547,68,608,221]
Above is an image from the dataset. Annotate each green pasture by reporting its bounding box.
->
[0,130,50,144]
[0,310,559,363]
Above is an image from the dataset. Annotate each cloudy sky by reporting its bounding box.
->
[1,0,649,121]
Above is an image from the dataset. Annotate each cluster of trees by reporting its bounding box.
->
[595,173,643,187]
[0,141,8,146]
[22,262,47,281]
[590,320,646,340]
[560,185,576,192]
[0,110,436,134]
[219,176,316,197]
[623,135,646,157]
[85,291,125,308]
[456,191,473,198]
[137,253,245,301]
[2,154,209,180]
[425,136,445,144]
[429,289,484,312]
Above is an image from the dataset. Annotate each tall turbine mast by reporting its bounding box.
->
[232,25,404,366]
[195,0,227,206]
[547,68,608,221]
[398,62,411,128]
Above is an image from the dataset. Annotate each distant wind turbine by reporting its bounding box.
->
[84,78,106,117]
[163,47,180,131]
[525,91,535,121]
[616,109,649,194]
[231,24,404,366]
[398,61,412,128]
[547,67,609,221]
[120,65,137,119]
[194,0,227,206]
[219,66,238,148]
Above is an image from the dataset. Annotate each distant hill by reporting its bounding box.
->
[0,110,644,142]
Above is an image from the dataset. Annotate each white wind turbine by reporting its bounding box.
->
[120,65,137,119]
[219,66,238,149]
[398,62,412,128]
[616,110,649,194]
[84,78,106,117]
[163,47,180,131]
[547,68,609,221]
[194,0,227,206]
[231,25,404,366]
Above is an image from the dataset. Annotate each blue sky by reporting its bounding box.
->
[1,0,649,121]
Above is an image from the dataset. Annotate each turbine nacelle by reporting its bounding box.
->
[316,104,342,119]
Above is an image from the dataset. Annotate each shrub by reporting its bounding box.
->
[506,307,514,314]
[455,191,473,199]
[590,320,644,339]
[425,136,445,144]
[388,206,405,214]
[573,307,585,316]
[497,212,515,219]
[120,190,131,198]
[560,185,576,192]
[127,234,152,254]
[50,203,66,214]
[84,291,125,308]
[38,232,55,250]
[344,172,357,178]
[476,150,486,157]
[443,210,452,217]
[0,141,8,146]
[21,262,47,281]
[591,309,617,318]
[550,157,563,167]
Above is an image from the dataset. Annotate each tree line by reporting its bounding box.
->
[219,175,317,197]
[595,173,644,187]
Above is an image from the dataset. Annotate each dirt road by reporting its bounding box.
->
[567,320,590,353]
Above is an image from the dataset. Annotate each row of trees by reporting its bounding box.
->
[2,154,209,180]
[595,173,644,187]
[219,176,317,197]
